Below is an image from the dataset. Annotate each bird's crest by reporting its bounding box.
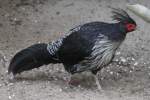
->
[111,8,135,23]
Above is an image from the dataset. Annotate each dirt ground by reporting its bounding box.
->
[1,0,150,100]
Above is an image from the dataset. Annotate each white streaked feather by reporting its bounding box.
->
[75,35,122,72]
[47,38,63,55]
[47,25,81,55]
[90,38,121,69]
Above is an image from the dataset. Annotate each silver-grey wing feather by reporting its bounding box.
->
[47,25,81,55]
[73,34,122,72]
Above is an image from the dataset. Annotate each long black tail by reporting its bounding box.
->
[8,43,60,75]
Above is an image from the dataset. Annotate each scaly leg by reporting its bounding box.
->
[94,75,102,91]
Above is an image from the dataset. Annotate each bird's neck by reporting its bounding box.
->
[118,22,128,34]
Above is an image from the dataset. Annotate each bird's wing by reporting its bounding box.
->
[57,22,108,73]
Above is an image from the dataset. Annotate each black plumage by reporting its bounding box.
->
[58,22,125,74]
[8,9,136,89]
[8,43,61,75]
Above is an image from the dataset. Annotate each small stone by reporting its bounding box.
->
[110,71,113,75]
[120,57,126,62]
[12,94,15,97]
[4,13,9,17]
[8,96,12,99]
[116,73,119,76]
[100,77,104,80]
[1,76,4,80]
[5,70,8,73]
[115,59,119,62]
[21,7,26,11]
[78,85,81,88]
[116,65,120,67]
[63,77,67,81]
[22,81,26,84]
[131,66,135,70]
[131,58,135,61]
[54,78,58,81]
[106,69,110,72]
[59,88,62,92]
[14,18,17,21]
[8,94,15,99]
[134,62,138,66]
[116,52,121,55]
[8,83,14,86]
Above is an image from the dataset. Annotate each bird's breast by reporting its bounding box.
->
[87,38,122,70]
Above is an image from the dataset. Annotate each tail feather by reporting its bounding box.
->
[8,43,60,75]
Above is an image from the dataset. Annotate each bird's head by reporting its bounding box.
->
[111,8,137,33]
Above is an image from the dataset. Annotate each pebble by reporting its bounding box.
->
[54,78,58,81]
[8,96,12,99]
[4,13,9,17]
[110,71,113,75]
[116,51,121,55]
[22,81,26,84]
[5,70,8,73]
[8,83,14,86]
[1,76,4,80]
[21,7,26,11]
[131,66,135,70]
[14,18,17,21]
[116,65,120,67]
[131,57,135,61]
[114,59,119,62]
[63,77,68,81]
[8,94,15,99]
[100,77,104,80]
[78,85,81,88]
[134,62,138,66]
[120,57,126,62]
[116,73,119,76]
[59,88,62,92]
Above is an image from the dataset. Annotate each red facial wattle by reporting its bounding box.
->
[126,23,136,32]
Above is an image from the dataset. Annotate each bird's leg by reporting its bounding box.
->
[94,75,102,91]
[91,68,103,91]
